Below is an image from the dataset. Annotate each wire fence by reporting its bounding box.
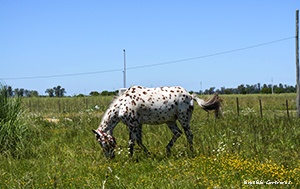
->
[22,94,297,118]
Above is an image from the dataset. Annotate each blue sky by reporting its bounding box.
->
[0,1,299,95]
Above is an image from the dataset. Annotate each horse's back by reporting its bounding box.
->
[120,86,193,124]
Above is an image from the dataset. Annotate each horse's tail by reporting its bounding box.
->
[192,93,223,118]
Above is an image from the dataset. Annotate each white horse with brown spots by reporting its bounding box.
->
[92,86,222,158]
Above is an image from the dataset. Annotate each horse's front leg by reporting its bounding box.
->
[128,125,150,156]
[135,125,150,155]
[128,131,135,157]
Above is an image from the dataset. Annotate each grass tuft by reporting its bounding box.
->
[0,84,30,157]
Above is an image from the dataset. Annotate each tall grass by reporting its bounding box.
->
[0,84,30,157]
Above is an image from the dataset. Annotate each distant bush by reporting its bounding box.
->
[101,90,118,96]
[90,91,100,96]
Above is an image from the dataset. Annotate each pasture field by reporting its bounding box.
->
[0,94,300,188]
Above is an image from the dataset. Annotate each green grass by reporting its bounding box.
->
[0,94,299,188]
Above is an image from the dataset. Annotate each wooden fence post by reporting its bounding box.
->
[286,99,290,118]
[259,99,263,118]
[85,97,88,109]
[58,99,61,112]
[29,100,32,112]
[236,97,239,116]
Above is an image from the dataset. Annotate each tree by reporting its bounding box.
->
[76,94,85,97]
[274,87,284,94]
[100,90,118,96]
[14,88,24,97]
[257,83,261,92]
[224,89,233,94]
[27,90,39,97]
[7,86,13,97]
[204,87,215,94]
[261,84,272,94]
[53,85,66,97]
[90,91,100,96]
[237,84,246,94]
[14,88,25,97]
[45,88,54,97]
[101,90,110,96]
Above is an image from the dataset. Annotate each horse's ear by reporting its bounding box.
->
[92,130,99,135]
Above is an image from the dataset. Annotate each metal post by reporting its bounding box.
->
[296,10,300,117]
[200,81,202,94]
[271,77,274,94]
[123,49,126,88]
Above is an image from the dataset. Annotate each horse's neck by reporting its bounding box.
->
[98,104,120,135]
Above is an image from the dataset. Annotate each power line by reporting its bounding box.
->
[1,68,123,80]
[128,36,295,70]
[1,36,295,81]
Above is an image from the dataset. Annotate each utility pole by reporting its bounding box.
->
[271,77,274,94]
[296,10,300,117]
[200,81,202,94]
[123,49,126,88]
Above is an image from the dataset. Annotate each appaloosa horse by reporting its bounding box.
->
[92,86,222,158]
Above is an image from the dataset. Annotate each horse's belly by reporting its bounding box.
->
[137,107,177,124]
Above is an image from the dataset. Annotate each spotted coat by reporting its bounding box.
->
[93,86,222,158]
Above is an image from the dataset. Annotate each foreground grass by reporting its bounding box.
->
[2,153,299,188]
[0,95,300,188]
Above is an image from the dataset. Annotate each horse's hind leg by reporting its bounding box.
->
[178,116,194,153]
[179,121,194,153]
[166,121,183,156]
[178,105,194,152]
[183,124,194,152]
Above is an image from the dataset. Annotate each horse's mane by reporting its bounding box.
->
[106,88,129,110]
[107,95,120,109]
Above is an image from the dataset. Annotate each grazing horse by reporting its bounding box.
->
[92,86,222,158]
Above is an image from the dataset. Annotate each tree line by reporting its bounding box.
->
[3,85,67,97]
[201,83,296,94]
[2,83,297,98]
[3,86,39,97]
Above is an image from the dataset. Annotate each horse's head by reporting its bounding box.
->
[92,129,117,159]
